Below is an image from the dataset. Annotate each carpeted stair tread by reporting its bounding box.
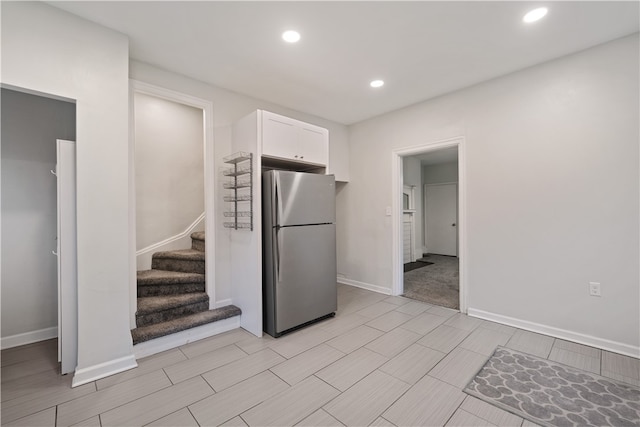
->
[137,269,205,286]
[136,293,208,316]
[191,231,205,252]
[152,249,204,261]
[152,249,205,274]
[132,305,242,345]
[191,231,205,241]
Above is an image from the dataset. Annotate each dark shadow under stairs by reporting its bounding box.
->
[131,231,241,345]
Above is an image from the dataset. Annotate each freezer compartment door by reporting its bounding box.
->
[273,223,337,334]
[274,171,335,226]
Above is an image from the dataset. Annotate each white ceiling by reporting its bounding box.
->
[49,1,639,125]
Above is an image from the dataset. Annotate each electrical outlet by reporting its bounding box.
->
[589,282,601,297]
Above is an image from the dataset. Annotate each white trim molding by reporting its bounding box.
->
[337,277,392,295]
[72,354,138,388]
[391,136,467,312]
[468,308,640,359]
[135,213,205,271]
[136,212,205,257]
[1,327,58,350]
[133,316,241,359]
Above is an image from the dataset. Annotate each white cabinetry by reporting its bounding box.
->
[261,110,328,166]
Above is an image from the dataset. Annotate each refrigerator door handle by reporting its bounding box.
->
[274,172,282,226]
[275,228,282,283]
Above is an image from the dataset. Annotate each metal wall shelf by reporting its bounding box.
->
[223,152,253,231]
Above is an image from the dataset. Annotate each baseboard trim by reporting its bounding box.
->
[133,315,241,359]
[72,354,138,388]
[468,308,640,358]
[337,278,392,295]
[1,326,58,350]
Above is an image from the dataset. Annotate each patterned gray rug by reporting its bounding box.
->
[465,347,640,427]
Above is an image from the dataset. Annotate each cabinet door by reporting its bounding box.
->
[299,125,328,165]
[262,111,299,160]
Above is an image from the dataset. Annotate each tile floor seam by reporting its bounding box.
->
[267,366,293,386]
[55,372,174,426]
[321,388,401,426]
[459,344,500,359]
[460,396,514,427]
[5,284,640,427]
[544,338,556,359]
[380,415,397,426]
[233,342,251,356]
[185,406,199,427]
[65,378,177,426]
[311,373,343,395]
[441,401,466,427]
[178,347,190,360]
[143,407,182,427]
[425,372,468,391]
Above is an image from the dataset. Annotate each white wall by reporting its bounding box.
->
[1,88,75,344]
[403,156,423,258]
[135,93,204,253]
[129,61,350,306]
[423,161,458,185]
[1,2,136,382]
[344,35,639,354]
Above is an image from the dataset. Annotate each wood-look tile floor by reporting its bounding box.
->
[2,284,639,426]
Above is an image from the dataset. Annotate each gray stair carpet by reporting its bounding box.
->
[133,231,242,345]
[137,269,205,297]
[151,249,205,274]
[131,305,242,345]
[191,231,205,251]
[136,293,209,327]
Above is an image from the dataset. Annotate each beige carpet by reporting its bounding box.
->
[403,254,459,309]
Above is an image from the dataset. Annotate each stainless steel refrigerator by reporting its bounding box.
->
[262,170,337,337]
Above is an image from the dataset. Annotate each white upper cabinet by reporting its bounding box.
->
[261,110,328,166]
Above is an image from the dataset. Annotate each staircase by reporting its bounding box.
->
[131,231,241,345]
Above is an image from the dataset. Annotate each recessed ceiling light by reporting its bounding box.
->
[523,7,548,23]
[370,80,384,88]
[282,30,301,43]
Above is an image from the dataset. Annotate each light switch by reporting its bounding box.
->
[385,206,392,216]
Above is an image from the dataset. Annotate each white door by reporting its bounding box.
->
[425,183,457,256]
[56,140,78,375]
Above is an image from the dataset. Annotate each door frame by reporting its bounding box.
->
[128,80,215,327]
[391,136,467,313]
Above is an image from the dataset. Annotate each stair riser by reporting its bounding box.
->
[138,283,205,297]
[131,305,241,345]
[192,239,205,252]
[136,301,209,327]
[152,258,205,274]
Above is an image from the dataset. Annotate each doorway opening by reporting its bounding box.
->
[129,81,214,329]
[392,137,466,313]
[1,87,77,375]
